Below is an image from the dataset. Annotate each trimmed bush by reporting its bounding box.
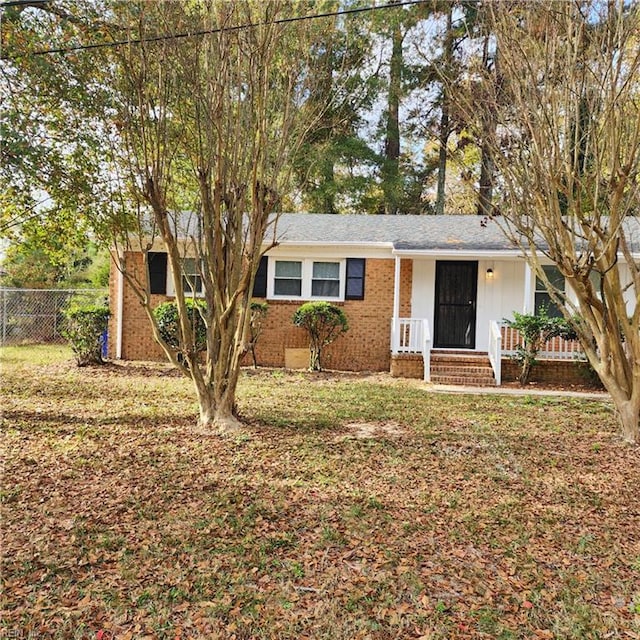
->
[505,309,574,385]
[293,301,348,371]
[62,305,110,366]
[153,299,207,358]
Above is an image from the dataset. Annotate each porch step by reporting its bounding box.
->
[430,351,496,387]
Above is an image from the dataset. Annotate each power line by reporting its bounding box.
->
[19,0,428,57]
[0,0,52,7]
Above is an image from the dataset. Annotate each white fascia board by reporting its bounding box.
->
[392,249,525,260]
[265,242,394,260]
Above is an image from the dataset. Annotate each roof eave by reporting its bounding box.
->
[392,248,525,259]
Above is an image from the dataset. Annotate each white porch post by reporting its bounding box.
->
[391,255,401,354]
[523,262,534,313]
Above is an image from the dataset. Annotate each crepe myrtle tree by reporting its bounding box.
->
[105,0,326,433]
[448,1,640,443]
[293,301,349,371]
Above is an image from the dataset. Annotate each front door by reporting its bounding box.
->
[434,261,478,349]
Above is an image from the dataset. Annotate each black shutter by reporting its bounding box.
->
[345,258,365,300]
[148,252,168,295]
[252,255,268,298]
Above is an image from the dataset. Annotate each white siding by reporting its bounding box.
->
[411,258,526,352]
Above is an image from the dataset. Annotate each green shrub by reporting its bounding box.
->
[293,301,348,371]
[505,308,574,385]
[62,305,110,367]
[153,299,207,358]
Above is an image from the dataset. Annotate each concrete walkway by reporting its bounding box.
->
[425,382,610,401]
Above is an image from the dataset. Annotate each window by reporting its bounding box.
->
[269,258,364,300]
[345,258,365,300]
[312,262,340,297]
[535,265,564,317]
[182,258,203,296]
[148,252,168,295]
[274,260,302,296]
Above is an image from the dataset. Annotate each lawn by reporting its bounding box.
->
[1,345,639,639]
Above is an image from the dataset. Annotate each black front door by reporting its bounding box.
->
[434,261,478,349]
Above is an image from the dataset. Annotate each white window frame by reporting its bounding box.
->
[273,260,303,297]
[311,261,341,298]
[268,258,346,301]
[166,257,204,297]
[534,264,565,317]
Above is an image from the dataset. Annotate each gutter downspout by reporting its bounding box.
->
[116,252,124,360]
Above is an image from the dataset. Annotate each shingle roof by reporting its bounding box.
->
[272,213,520,252]
[272,213,640,254]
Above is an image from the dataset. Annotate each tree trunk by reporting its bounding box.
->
[435,99,449,215]
[435,8,453,216]
[476,136,495,216]
[616,401,640,446]
[596,367,640,445]
[321,156,337,215]
[476,33,496,217]
[194,369,243,434]
[309,344,321,371]
[382,13,402,215]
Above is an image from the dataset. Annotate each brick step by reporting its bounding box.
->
[432,349,489,355]
[429,351,495,386]
[431,374,497,386]
[431,365,495,376]
[431,354,491,364]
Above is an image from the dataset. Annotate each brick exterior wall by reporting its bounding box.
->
[390,354,423,378]
[108,251,168,361]
[109,254,412,372]
[501,359,603,388]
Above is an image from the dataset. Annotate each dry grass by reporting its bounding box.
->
[1,345,639,639]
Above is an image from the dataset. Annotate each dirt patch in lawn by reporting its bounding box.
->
[337,421,407,440]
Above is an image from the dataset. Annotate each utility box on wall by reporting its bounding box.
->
[284,348,309,370]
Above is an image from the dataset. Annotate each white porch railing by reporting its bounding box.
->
[500,324,586,360]
[392,317,423,353]
[391,317,432,381]
[393,318,585,386]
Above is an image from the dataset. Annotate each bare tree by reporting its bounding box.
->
[109,1,323,432]
[452,1,640,443]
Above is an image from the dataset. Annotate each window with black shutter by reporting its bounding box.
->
[148,252,168,295]
[252,256,268,298]
[345,258,365,300]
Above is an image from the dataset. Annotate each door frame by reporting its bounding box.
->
[433,260,478,349]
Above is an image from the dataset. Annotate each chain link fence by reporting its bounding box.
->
[0,288,108,346]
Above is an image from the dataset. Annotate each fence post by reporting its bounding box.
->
[1,288,6,345]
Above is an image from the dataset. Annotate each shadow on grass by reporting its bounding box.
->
[3,409,195,431]
[86,361,183,378]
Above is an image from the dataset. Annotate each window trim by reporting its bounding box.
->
[182,257,204,296]
[311,261,341,298]
[534,265,565,317]
[274,260,303,297]
[268,258,347,301]
[166,257,205,298]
